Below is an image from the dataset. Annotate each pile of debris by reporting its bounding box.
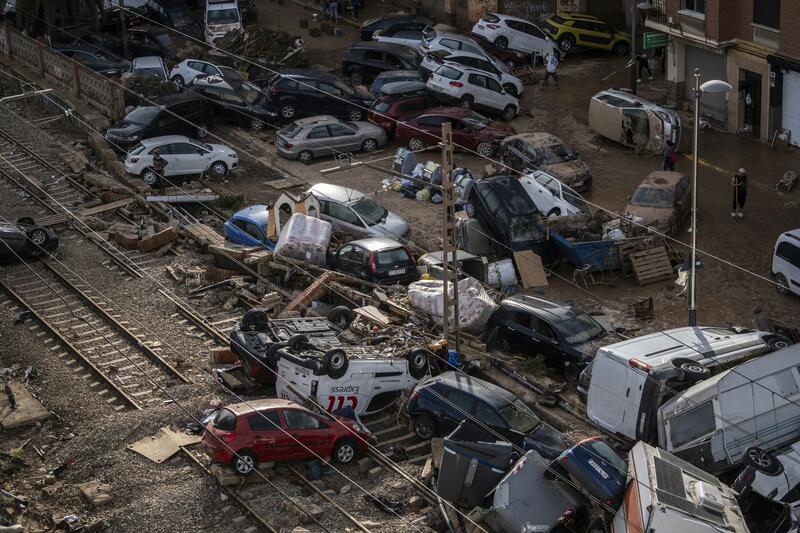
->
[214,27,305,83]
[112,220,180,255]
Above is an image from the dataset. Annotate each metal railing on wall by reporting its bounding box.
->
[0,21,124,121]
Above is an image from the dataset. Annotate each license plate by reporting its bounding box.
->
[389,269,406,276]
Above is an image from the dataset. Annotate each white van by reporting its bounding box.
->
[205,1,242,44]
[772,229,800,296]
[602,441,750,533]
[586,327,788,442]
[658,344,800,475]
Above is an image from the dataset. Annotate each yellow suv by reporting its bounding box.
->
[544,12,631,56]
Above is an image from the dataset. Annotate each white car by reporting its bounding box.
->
[204,1,242,44]
[771,229,800,296]
[472,13,558,59]
[420,31,512,76]
[128,56,168,80]
[372,22,431,48]
[426,62,518,121]
[519,171,590,218]
[124,135,238,186]
[420,49,523,96]
[307,183,409,238]
[169,59,244,89]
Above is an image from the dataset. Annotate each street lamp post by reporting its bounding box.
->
[688,68,732,326]
[630,2,652,95]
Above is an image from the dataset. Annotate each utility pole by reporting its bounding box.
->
[630,0,638,94]
[688,68,700,327]
[439,122,461,359]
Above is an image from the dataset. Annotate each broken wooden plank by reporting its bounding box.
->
[77,197,134,217]
[513,250,548,288]
[145,193,220,203]
[353,305,390,326]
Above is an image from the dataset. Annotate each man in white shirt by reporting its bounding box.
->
[544,52,559,87]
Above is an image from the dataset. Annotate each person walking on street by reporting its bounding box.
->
[543,52,559,87]
[636,51,653,83]
[662,140,677,171]
[350,0,362,19]
[328,0,339,23]
[731,168,747,218]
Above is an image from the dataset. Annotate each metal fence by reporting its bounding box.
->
[1,22,124,120]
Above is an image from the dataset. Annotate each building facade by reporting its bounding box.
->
[644,0,800,144]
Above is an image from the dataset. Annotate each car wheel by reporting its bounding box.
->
[743,447,783,476]
[280,104,295,119]
[141,168,160,187]
[413,414,437,440]
[460,95,473,109]
[558,34,575,53]
[348,108,364,121]
[27,228,48,248]
[613,41,631,57]
[171,75,185,89]
[324,349,349,379]
[546,207,561,217]
[16,216,35,226]
[327,306,353,330]
[332,438,357,464]
[349,69,363,86]
[210,161,228,176]
[408,137,426,151]
[501,105,516,122]
[298,150,313,164]
[487,325,512,353]
[196,124,209,138]
[775,273,790,294]
[287,334,310,351]
[250,118,266,130]
[502,83,517,97]
[676,360,709,381]
[406,347,429,379]
[232,450,257,476]
[361,138,378,152]
[767,335,791,350]
[494,36,509,49]
[476,142,494,157]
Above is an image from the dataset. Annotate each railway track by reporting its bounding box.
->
[0,120,162,279]
[0,260,191,410]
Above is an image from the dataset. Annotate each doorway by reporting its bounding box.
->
[740,70,762,138]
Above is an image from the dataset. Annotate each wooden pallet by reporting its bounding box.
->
[185,223,226,248]
[630,246,673,286]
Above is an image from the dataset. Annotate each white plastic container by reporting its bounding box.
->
[486,259,517,287]
[274,213,331,266]
[408,277,497,334]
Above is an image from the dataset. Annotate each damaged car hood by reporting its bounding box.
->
[543,160,590,187]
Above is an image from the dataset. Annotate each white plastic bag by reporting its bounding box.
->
[408,277,497,334]
[275,213,332,266]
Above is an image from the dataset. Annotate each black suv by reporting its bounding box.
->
[266,70,375,122]
[342,42,422,86]
[485,294,608,381]
[105,93,211,153]
[406,371,567,459]
[189,77,277,130]
[327,238,418,285]
[360,12,434,40]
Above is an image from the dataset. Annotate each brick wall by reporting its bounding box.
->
[780,0,800,59]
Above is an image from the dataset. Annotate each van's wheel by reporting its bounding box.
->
[502,83,517,96]
[323,349,349,379]
[210,161,228,176]
[775,273,790,294]
[476,142,494,157]
[327,306,353,330]
[298,150,313,164]
[332,438,357,464]
[408,137,426,151]
[460,95,473,109]
[16,216,35,226]
[547,207,562,217]
[232,449,256,476]
[361,138,378,152]
[767,335,791,350]
[673,359,709,381]
[287,334,310,351]
[406,348,429,379]
[494,36,509,49]
[412,414,437,439]
[743,447,783,475]
[501,105,516,122]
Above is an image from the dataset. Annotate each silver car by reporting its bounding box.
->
[306,183,409,238]
[275,116,388,164]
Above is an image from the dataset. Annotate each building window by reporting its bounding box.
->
[754,0,780,29]
[682,0,705,14]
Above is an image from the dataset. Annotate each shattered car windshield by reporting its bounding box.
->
[510,216,544,244]
[631,186,674,208]
[238,82,263,104]
[351,197,387,226]
[499,399,540,434]
[558,314,605,344]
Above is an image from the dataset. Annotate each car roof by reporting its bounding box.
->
[781,228,800,241]
[501,294,586,322]
[132,56,164,67]
[375,69,421,79]
[279,68,341,81]
[503,131,565,146]
[434,32,476,43]
[416,106,471,119]
[380,80,426,95]
[55,44,108,54]
[640,171,686,188]
[291,115,340,128]
[152,92,203,106]
[350,41,417,53]
[349,237,404,251]
[224,398,300,416]
[555,11,604,23]
[207,1,237,10]
[232,204,269,227]
[308,183,365,204]
[128,24,170,34]
[493,12,540,25]
[428,371,516,407]
[139,135,194,146]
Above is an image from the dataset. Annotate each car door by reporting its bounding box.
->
[415,114,446,146]
[298,79,328,117]
[501,139,524,172]
[322,200,369,236]
[233,219,266,246]
[448,119,476,150]
[522,21,551,54]
[482,75,508,114]
[441,389,478,434]
[171,142,206,174]
[219,88,250,126]
[148,144,177,175]
[523,173,556,214]
[475,400,508,437]
[333,244,368,277]
[315,81,346,116]
[361,50,387,80]
[499,308,536,352]
[327,122,362,152]
[281,408,331,458]
[195,85,224,115]
[305,125,333,156]
[245,410,284,463]
[466,73,492,109]
[504,19,527,51]
[529,317,561,364]
[185,60,207,83]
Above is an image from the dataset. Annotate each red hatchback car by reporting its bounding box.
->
[395,107,516,157]
[202,399,374,475]
[367,81,431,137]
